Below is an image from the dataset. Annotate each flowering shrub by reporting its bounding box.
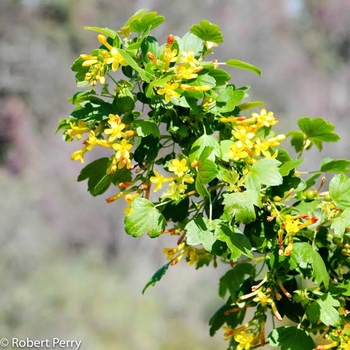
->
[57,9,350,350]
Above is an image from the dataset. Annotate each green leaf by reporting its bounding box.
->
[329,173,350,210]
[112,95,135,115]
[304,172,322,190]
[268,326,315,350]
[190,20,224,43]
[298,117,340,150]
[290,243,329,288]
[177,32,203,57]
[187,73,216,89]
[71,56,90,85]
[320,158,350,172]
[287,130,305,153]
[117,48,153,82]
[142,262,170,294]
[189,134,220,162]
[185,217,217,252]
[245,158,283,191]
[133,120,160,137]
[306,301,320,324]
[226,59,262,76]
[134,135,161,163]
[84,26,117,38]
[124,197,166,238]
[223,190,260,224]
[70,99,115,122]
[217,166,238,191]
[219,263,255,299]
[216,86,245,113]
[279,158,304,177]
[217,224,253,259]
[68,89,97,105]
[129,11,165,33]
[207,68,231,86]
[331,208,350,236]
[317,293,340,326]
[77,157,131,196]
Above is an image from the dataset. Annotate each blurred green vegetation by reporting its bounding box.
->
[0,1,349,349]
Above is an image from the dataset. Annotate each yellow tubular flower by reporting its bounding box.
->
[161,181,187,201]
[175,65,198,80]
[71,147,88,164]
[97,35,128,72]
[157,82,180,102]
[112,139,133,169]
[163,242,185,260]
[150,170,175,192]
[252,108,278,129]
[107,48,128,71]
[266,134,286,147]
[104,114,126,142]
[253,290,282,321]
[227,141,249,161]
[66,120,90,141]
[232,125,255,148]
[234,331,254,350]
[163,47,178,70]
[223,325,236,341]
[283,215,300,235]
[180,50,199,67]
[169,158,188,177]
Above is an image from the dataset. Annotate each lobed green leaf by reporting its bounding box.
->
[124,197,166,238]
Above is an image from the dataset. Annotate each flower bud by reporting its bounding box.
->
[167,34,175,46]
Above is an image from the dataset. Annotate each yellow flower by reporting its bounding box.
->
[163,242,185,260]
[232,125,255,148]
[180,50,199,67]
[163,47,178,70]
[112,139,133,169]
[157,82,180,102]
[223,325,236,341]
[183,173,194,184]
[227,141,249,161]
[113,139,132,158]
[150,170,175,192]
[233,331,254,350]
[253,290,282,321]
[80,50,110,86]
[175,65,198,80]
[266,134,286,147]
[71,147,88,164]
[66,120,90,141]
[96,35,128,71]
[161,181,187,201]
[169,158,188,177]
[106,47,128,71]
[104,114,126,142]
[283,215,300,235]
[252,108,278,129]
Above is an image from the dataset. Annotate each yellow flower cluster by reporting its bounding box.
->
[223,325,255,350]
[162,243,212,267]
[80,35,128,86]
[68,114,134,171]
[150,158,194,201]
[154,36,211,103]
[224,109,286,163]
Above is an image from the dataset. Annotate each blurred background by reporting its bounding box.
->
[0,1,349,349]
